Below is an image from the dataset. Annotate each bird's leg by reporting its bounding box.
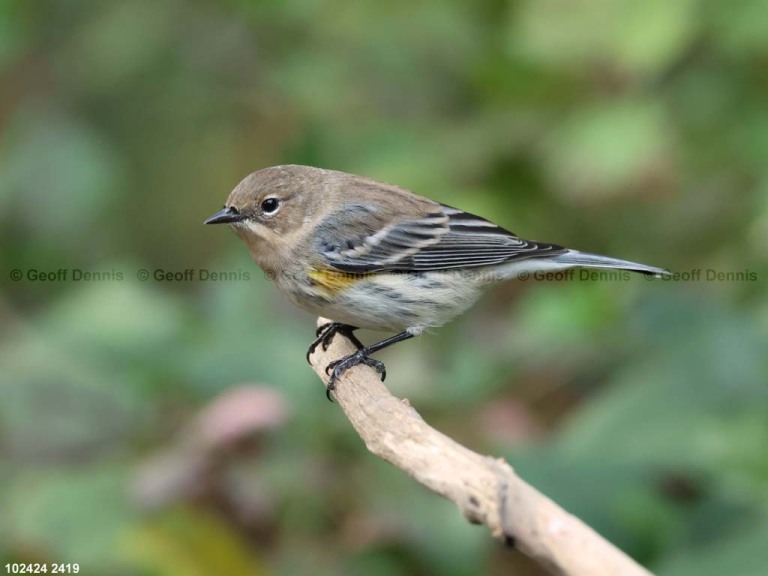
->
[306,322,363,363]
[324,331,415,401]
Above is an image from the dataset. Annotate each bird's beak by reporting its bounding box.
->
[204,207,247,225]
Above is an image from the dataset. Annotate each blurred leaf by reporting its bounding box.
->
[0,1,27,72]
[122,507,267,576]
[5,465,131,568]
[58,1,172,92]
[360,461,492,576]
[0,339,145,460]
[706,0,768,56]
[43,280,186,368]
[0,106,121,242]
[510,0,697,75]
[657,519,768,576]
[555,294,768,482]
[542,99,671,199]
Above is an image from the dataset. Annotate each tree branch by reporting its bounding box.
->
[308,318,653,576]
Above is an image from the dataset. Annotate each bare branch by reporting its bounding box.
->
[308,318,653,576]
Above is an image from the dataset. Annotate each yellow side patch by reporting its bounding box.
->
[308,268,367,294]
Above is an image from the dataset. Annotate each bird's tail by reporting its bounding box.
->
[549,250,671,278]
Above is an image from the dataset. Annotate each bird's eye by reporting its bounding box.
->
[261,197,280,214]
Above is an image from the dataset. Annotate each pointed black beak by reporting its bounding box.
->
[204,207,247,225]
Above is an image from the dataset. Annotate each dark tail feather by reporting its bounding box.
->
[551,249,671,278]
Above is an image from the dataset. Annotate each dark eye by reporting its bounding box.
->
[261,197,280,214]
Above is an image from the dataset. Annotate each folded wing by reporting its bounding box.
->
[317,204,565,273]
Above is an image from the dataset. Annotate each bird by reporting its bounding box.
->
[205,165,669,400]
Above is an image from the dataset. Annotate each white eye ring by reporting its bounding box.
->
[261,197,280,215]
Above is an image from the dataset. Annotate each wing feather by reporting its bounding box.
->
[317,203,565,273]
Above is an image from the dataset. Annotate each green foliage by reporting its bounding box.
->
[1,1,766,575]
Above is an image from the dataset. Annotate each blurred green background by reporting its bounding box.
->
[1,1,767,575]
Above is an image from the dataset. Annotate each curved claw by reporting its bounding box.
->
[363,357,386,381]
[323,350,388,399]
[307,323,361,365]
[307,324,340,364]
[306,337,327,363]
[324,361,344,402]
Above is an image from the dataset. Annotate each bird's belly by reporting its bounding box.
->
[287,271,484,333]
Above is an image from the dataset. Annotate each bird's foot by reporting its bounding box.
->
[324,349,386,401]
[305,322,362,363]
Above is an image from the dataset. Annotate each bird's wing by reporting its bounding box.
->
[316,203,565,273]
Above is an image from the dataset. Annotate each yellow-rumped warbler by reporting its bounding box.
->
[205,165,670,399]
